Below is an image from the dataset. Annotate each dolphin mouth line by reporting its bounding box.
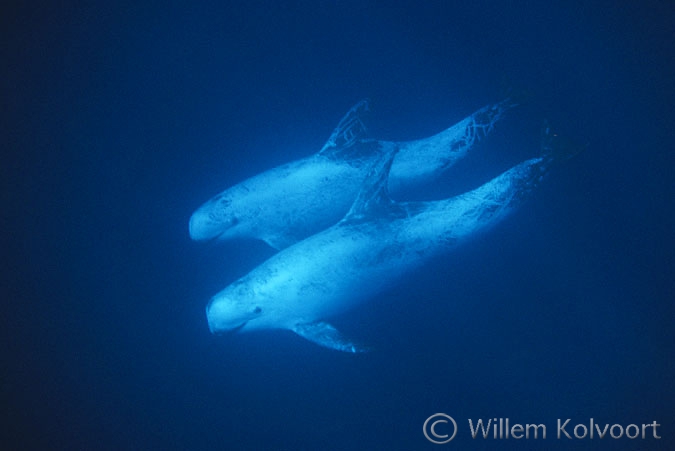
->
[207,232,224,243]
[232,321,248,333]
[213,320,248,335]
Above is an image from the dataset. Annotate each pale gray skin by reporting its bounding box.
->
[189,99,515,249]
[206,129,573,352]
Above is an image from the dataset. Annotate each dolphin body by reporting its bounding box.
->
[189,99,515,249]
[206,126,579,352]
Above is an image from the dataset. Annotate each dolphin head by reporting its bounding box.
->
[189,193,242,241]
[205,287,264,334]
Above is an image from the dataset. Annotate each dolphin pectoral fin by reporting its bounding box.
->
[292,322,369,353]
[263,233,298,251]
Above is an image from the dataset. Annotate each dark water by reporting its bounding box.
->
[3,1,673,449]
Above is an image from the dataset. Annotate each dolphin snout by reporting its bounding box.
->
[189,204,240,241]
[205,300,218,333]
[206,298,250,335]
[189,209,220,241]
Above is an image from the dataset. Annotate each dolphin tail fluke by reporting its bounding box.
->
[540,121,587,164]
[292,322,370,353]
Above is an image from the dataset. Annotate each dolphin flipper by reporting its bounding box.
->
[263,233,302,251]
[292,322,369,353]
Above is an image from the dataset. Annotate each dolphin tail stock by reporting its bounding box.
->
[449,94,522,155]
[292,322,371,353]
[385,96,520,191]
[468,96,519,141]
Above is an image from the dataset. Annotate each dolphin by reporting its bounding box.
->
[189,98,515,249]
[205,124,581,352]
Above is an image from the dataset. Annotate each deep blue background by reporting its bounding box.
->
[2,1,673,449]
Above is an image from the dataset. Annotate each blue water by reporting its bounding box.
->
[3,1,673,449]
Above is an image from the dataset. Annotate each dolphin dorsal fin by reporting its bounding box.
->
[341,142,403,224]
[319,99,370,158]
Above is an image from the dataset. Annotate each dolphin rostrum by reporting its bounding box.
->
[189,99,515,249]
[205,124,581,352]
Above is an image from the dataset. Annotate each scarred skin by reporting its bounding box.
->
[205,127,574,352]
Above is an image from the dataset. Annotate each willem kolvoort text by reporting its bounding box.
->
[468,418,661,440]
